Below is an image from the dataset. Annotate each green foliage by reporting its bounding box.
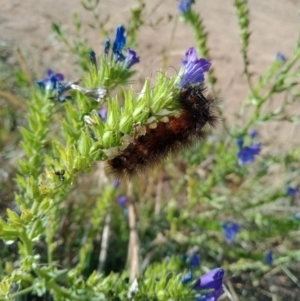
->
[0,1,300,301]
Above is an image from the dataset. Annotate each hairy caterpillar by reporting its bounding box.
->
[107,82,218,179]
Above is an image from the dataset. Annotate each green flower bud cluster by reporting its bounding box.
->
[76,59,184,162]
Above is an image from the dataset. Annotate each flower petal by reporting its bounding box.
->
[47,69,54,78]
[265,251,273,265]
[222,221,240,244]
[181,47,211,87]
[238,143,261,166]
[117,195,127,207]
[190,253,201,269]
[55,73,64,82]
[124,48,140,69]
[178,0,193,13]
[287,187,298,196]
[113,25,126,55]
[195,268,224,301]
[98,106,108,122]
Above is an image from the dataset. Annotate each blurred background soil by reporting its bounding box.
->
[0,0,299,129]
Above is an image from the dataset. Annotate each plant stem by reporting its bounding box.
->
[20,231,33,256]
[97,212,111,273]
[11,285,34,298]
[46,219,53,264]
[127,182,139,281]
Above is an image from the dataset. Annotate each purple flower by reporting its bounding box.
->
[113,179,121,188]
[36,69,64,91]
[195,268,224,301]
[249,129,258,139]
[276,52,286,62]
[117,195,127,207]
[265,251,273,265]
[182,270,193,284]
[190,253,201,269]
[98,106,108,122]
[181,47,211,87]
[124,48,140,68]
[287,187,298,197]
[178,0,193,13]
[238,142,261,166]
[222,221,240,244]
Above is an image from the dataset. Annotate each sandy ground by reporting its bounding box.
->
[0,0,300,144]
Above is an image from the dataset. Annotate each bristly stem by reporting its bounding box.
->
[241,49,300,134]
[46,218,54,264]
[233,0,253,91]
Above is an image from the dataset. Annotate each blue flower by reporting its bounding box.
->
[222,221,240,244]
[181,47,211,87]
[182,253,201,269]
[115,50,126,62]
[51,81,73,102]
[104,25,140,69]
[265,251,273,265]
[36,69,64,91]
[37,70,79,102]
[194,268,224,301]
[178,0,193,13]
[287,187,298,197]
[112,25,126,56]
[238,142,261,166]
[117,195,127,207]
[190,253,201,269]
[276,52,286,62]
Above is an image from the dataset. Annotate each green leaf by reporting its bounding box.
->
[78,131,93,157]
[7,209,23,227]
